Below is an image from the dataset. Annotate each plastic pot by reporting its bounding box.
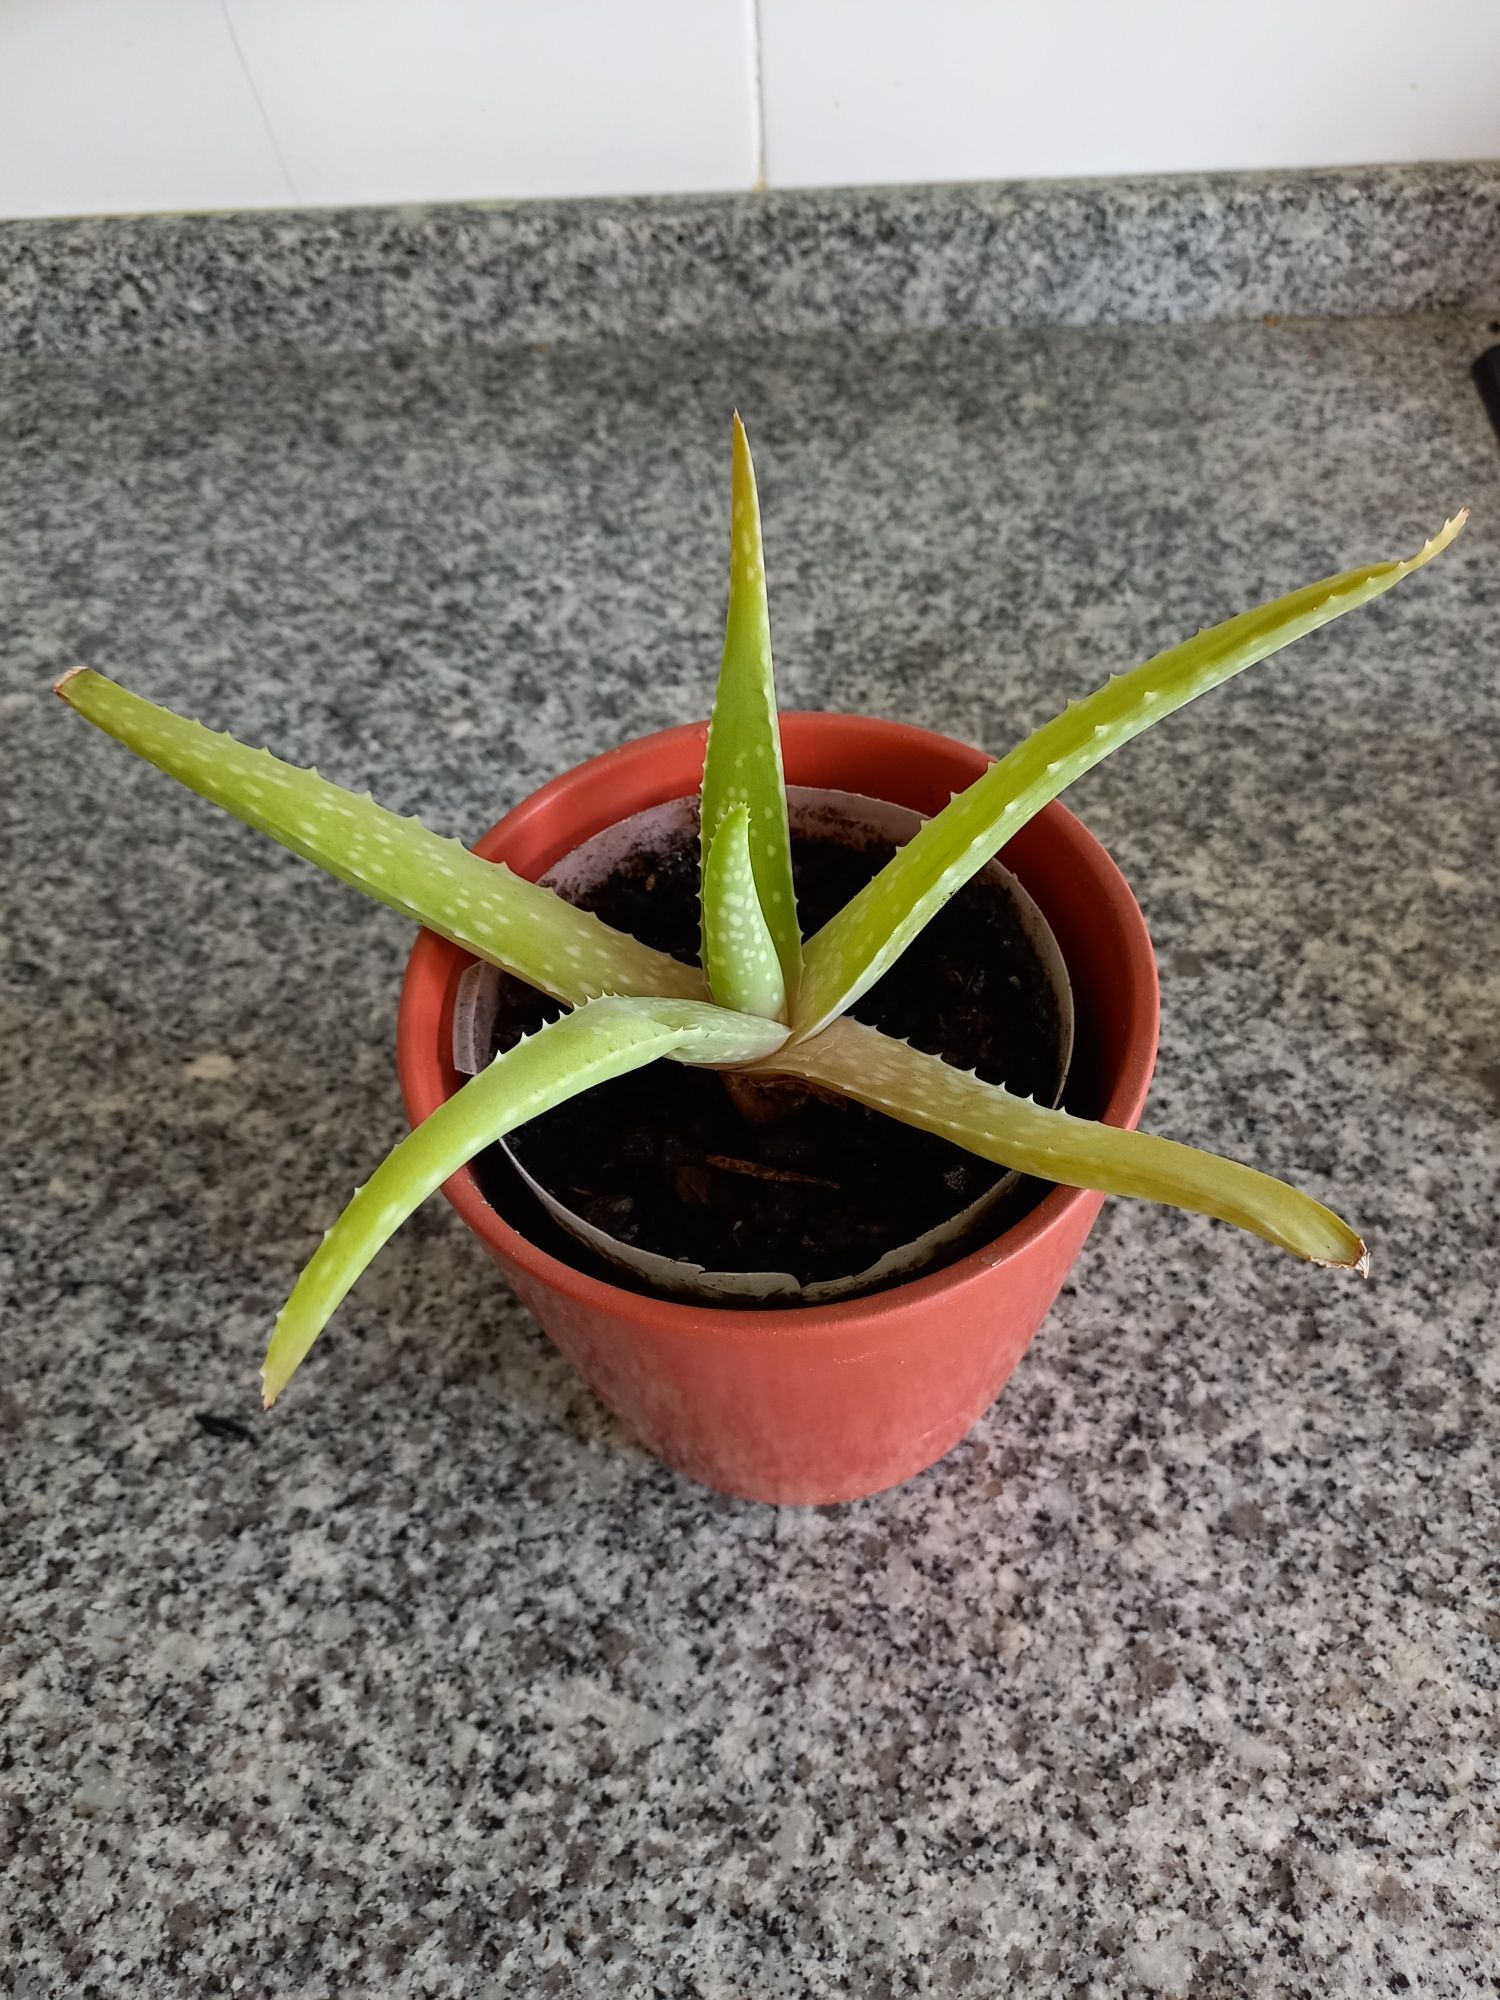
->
[398,713,1159,1505]
[450,786,1075,1305]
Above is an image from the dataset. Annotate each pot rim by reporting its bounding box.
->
[397,710,1160,1343]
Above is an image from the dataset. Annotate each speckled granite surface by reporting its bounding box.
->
[4,309,1499,1995]
[5,162,1500,362]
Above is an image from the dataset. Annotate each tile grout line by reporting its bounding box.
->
[750,0,768,192]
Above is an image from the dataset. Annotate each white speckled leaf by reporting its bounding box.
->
[262,996,788,1403]
[793,515,1467,1038]
[699,415,801,1002]
[766,1018,1367,1269]
[58,670,704,1008]
[702,804,787,1021]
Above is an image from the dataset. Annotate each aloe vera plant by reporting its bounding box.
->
[56,416,1464,1405]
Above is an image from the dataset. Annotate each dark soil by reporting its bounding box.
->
[473,824,1070,1297]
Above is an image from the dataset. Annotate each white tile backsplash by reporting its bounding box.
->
[223,0,758,207]
[4,0,1499,220]
[759,0,1500,188]
[0,0,292,218]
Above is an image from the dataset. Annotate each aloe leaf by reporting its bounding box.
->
[262,995,786,1404]
[699,414,801,1002]
[702,804,787,1021]
[766,1019,1366,1269]
[793,514,1467,1038]
[57,669,704,1009]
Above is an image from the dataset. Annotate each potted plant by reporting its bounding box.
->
[57,419,1464,1502]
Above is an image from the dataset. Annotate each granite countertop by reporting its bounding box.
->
[4,301,1499,1995]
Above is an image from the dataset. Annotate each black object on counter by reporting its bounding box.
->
[1472,345,1500,444]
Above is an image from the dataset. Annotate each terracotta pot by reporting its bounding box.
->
[398,713,1159,1505]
